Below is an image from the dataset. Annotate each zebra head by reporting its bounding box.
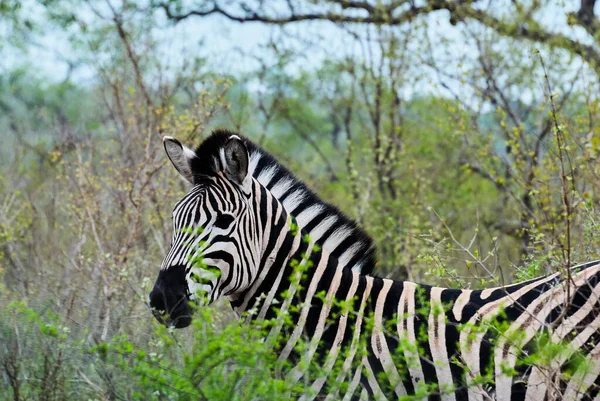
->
[149,133,259,328]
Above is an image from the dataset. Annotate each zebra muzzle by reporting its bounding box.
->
[149,266,193,328]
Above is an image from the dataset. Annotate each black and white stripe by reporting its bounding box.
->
[151,130,600,400]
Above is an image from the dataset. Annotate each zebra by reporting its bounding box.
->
[149,129,600,400]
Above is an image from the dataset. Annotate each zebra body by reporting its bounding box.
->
[150,130,600,400]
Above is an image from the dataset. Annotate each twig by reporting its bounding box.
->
[537,51,575,328]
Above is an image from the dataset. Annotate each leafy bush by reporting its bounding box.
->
[0,302,291,401]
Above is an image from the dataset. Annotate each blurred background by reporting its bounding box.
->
[1,0,600,399]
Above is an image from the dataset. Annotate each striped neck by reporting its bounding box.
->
[232,216,360,327]
[244,139,377,276]
[229,176,364,320]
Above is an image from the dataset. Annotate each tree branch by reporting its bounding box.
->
[159,1,440,25]
[158,0,600,75]
[459,5,600,73]
[570,0,599,38]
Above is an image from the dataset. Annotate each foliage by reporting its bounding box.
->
[1,0,600,399]
[0,300,291,401]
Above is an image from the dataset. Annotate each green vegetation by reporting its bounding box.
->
[2,0,600,399]
[0,300,292,401]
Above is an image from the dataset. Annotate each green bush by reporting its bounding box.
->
[0,302,292,401]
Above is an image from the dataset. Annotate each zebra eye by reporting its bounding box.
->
[214,214,235,230]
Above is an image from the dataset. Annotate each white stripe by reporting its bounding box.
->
[308,215,338,242]
[295,204,324,227]
[218,148,227,171]
[281,188,306,212]
[362,356,387,400]
[256,165,277,187]
[182,145,197,159]
[397,282,425,391]
[270,177,294,197]
[452,290,472,321]
[233,190,276,313]
[372,279,406,397]
[480,288,495,300]
[341,367,363,401]
[338,242,363,267]
[247,152,260,177]
[429,287,456,401]
[322,226,353,252]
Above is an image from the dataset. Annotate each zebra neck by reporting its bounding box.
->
[230,218,364,328]
[231,180,375,314]
[247,151,377,276]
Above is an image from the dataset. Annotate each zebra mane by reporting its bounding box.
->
[191,129,378,276]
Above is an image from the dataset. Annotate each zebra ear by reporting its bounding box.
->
[221,135,249,187]
[163,136,196,184]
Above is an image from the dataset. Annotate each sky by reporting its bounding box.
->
[4,1,305,84]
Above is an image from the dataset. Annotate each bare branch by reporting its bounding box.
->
[158,1,600,76]
[159,1,439,26]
